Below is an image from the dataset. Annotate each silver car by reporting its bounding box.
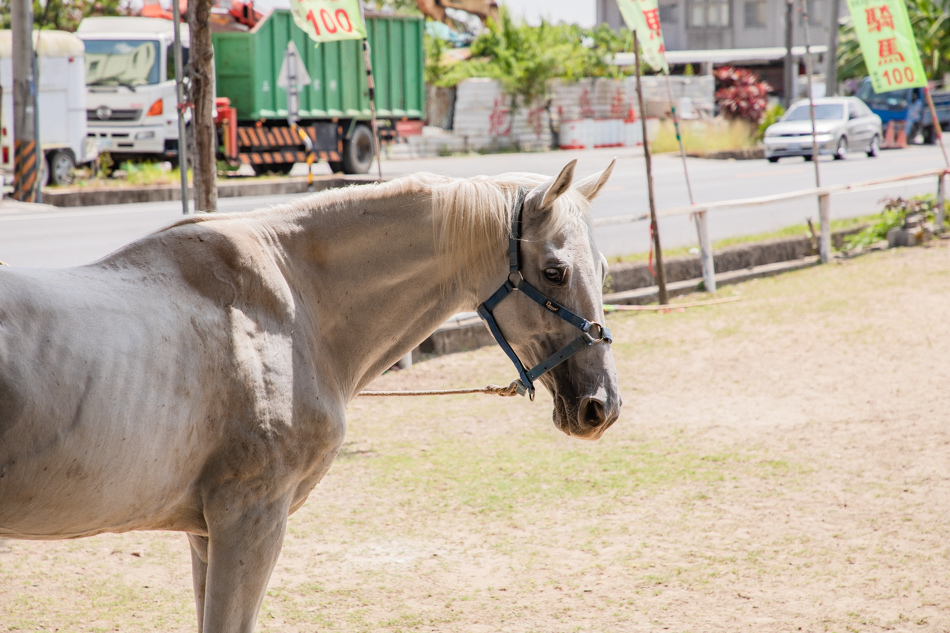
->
[763,97,883,162]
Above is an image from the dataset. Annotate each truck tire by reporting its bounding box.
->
[251,162,294,176]
[44,150,76,186]
[342,124,375,174]
[327,160,344,173]
[923,125,937,145]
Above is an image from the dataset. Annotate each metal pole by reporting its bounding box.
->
[634,31,668,304]
[12,0,38,203]
[172,0,190,214]
[783,0,794,108]
[357,2,383,181]
[825,0,841,96]
[663,73,714,292]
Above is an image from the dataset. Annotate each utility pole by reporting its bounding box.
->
[825,0,841,96]
[784,0,794,108]
[12,0,38,202]
[187,0,218,213]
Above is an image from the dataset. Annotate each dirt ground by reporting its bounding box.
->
[3,243,950,632]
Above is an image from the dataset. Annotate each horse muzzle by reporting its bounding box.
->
[552,382,622,440]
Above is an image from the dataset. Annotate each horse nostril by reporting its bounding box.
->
[580,397,607,428]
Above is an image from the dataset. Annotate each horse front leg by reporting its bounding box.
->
[199,498,292,633]
[188,534,210,633]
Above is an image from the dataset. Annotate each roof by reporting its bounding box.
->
[0,30,85,59]
[612,45,829,67]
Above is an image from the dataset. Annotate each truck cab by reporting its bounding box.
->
[77,17,189,160]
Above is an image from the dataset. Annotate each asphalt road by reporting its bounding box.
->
[0,144,946,268]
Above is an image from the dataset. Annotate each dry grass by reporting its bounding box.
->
[3,243,950,632]
[650,118,758,155]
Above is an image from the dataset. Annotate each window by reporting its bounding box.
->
[689,0,730,27]
[801,0,823,25]
[84,39,162,87]
[744,0,766,27]
[659,3,679,23]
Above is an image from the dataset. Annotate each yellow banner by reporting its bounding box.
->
[845,0,926,92]
[291,0,367,43]
[615,0,669,74]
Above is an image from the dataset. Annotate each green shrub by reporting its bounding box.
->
[843,195,946,250]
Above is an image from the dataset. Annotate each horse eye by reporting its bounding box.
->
[544,268,565,283]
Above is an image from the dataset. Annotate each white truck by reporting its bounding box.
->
[77,17,190,161]
[0,30,98,187]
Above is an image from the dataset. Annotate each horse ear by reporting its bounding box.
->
[574,158,616,202]
[536,159,577,210]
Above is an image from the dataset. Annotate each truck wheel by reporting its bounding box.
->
[45,150,76,186]
[923,125,937,145]
[327,160,344,173]
[342,124,375,175]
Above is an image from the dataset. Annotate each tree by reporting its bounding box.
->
[0,0,129,31]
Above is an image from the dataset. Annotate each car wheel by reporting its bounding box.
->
[867,134,880,157]
[341,124,375,175]
[834,137,848,160]
[45,150,76,186]
[803,154,813,162]
[767,156,779,163]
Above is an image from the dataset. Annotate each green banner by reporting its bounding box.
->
[845,0,926,93]
[615,0,669,74]
[291,0,367,43]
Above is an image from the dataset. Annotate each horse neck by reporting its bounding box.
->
[273,186,506,400]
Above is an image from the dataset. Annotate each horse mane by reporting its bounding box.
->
[156,171,591,287]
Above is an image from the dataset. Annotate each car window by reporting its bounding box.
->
[783,103,845,121]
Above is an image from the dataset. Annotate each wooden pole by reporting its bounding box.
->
[923,87,950,169]
[818,192,831,263]
[937,172,946,234]
[187,0,218,213]
[633,31,668,305]
[172,0,190,214]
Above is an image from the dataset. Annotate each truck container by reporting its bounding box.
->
[0,30,98,187]
[212,9,425,174]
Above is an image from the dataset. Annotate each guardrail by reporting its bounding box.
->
[592,167,950,293]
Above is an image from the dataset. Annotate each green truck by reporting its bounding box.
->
[79,10,425,175]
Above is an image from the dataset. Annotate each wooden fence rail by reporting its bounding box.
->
[592,167,950,293]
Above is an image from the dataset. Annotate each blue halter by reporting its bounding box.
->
[477,188,613,400]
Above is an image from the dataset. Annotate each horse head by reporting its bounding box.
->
[483,159,621,440]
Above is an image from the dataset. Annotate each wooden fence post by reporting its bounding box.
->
[693,210,716,293]
[937,172,946,233]
[819,192,831,264]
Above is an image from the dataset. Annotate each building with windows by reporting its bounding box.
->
[597,0,840,52]
[598,0,848,100]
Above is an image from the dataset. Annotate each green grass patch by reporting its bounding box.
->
[609,214,873,264]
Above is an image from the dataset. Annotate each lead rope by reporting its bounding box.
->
[358,381,522,397]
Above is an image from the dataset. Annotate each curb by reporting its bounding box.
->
[41,175,379,208]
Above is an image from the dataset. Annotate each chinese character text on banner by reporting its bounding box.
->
[615,0,669,74]
[291,0,367,43]
[845,0,925,93]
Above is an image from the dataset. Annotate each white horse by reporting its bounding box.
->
[0,159,621,632]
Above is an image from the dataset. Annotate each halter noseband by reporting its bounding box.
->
[476,188,613,400]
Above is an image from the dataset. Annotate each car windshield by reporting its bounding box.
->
[856,81,909,111]
[84,39,161,88]
[783,104,845,122]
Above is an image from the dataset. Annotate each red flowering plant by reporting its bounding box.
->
[713,66,773,125]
